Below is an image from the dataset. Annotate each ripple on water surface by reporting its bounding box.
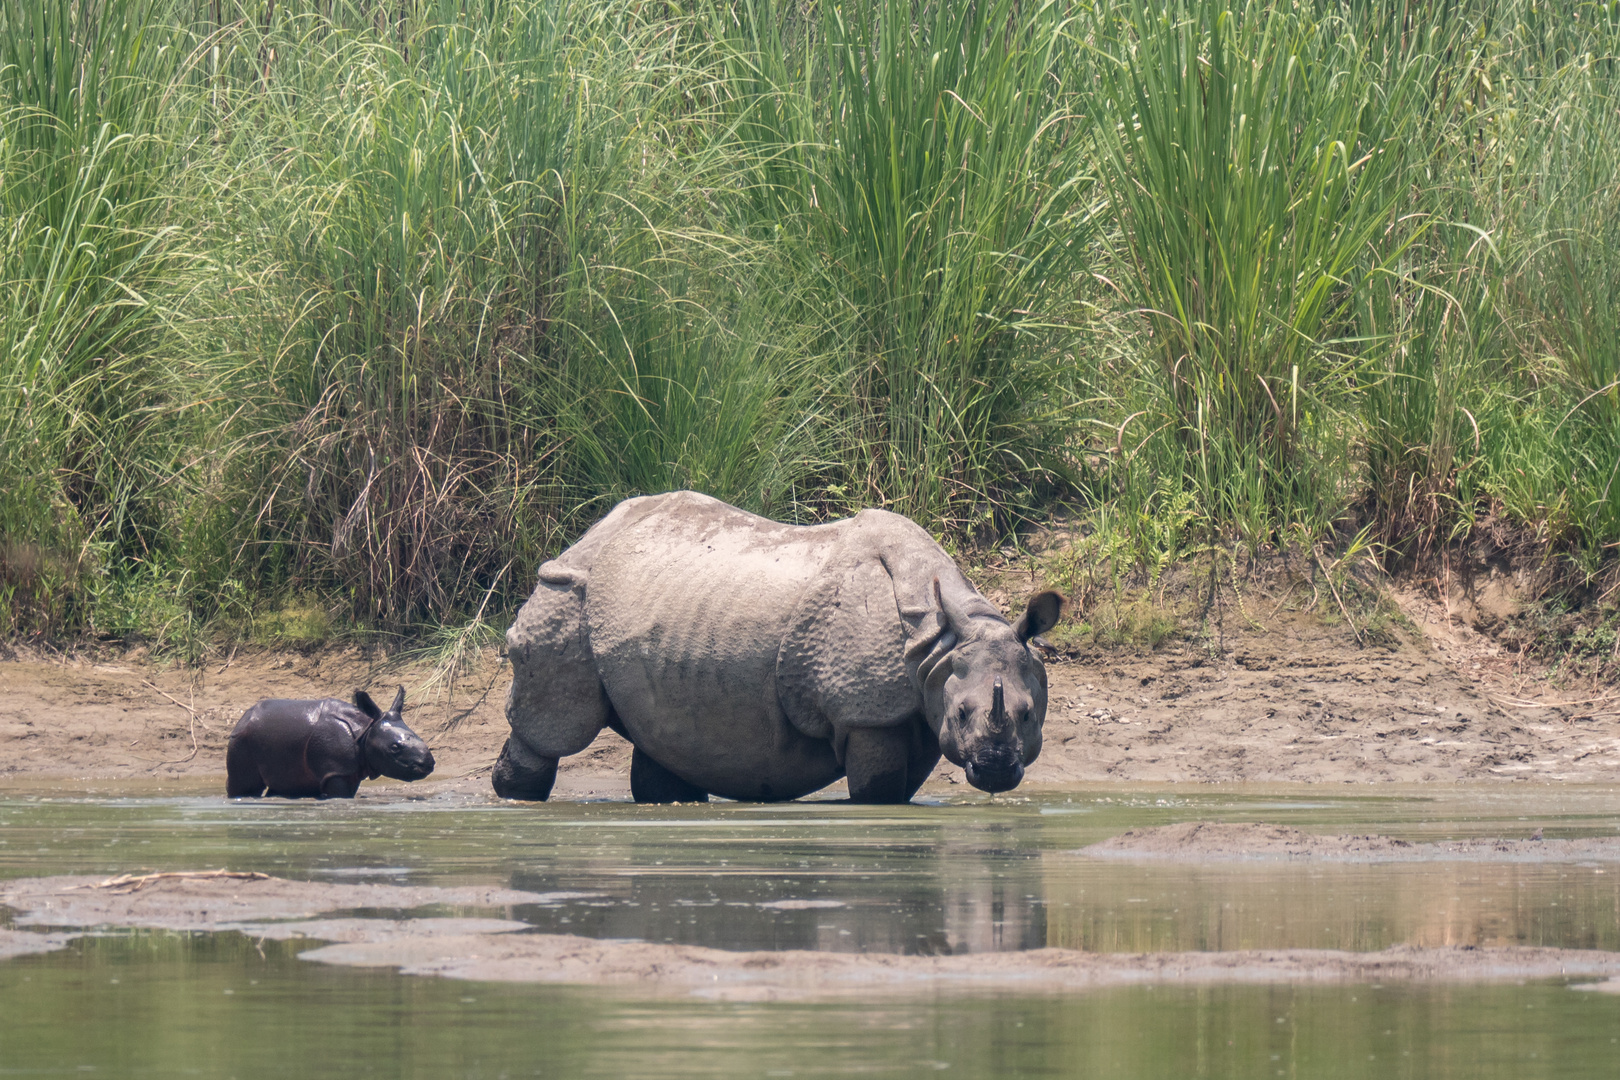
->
[4,931,1620,1080]
[6,786,1620,1079]
[4,785,1620,956]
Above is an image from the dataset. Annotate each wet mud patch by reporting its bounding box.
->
[0,873,594,931]
[299,936,1620,1001]
[0,927,76,960]
[6,872,1620,999]
[1083,821,1620,862]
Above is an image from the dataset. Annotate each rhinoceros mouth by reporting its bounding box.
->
[963,758,1023,794]
[399,752,436,780]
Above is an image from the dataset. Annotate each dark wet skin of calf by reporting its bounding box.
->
[226,686,435,799]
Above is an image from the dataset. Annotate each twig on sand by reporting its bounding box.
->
[62,869,271,894]
[144,680,202,766]
[442,664,504,731]
[1487,693,1620,710]
[141,679,195,715]
[1312,549,1364,648]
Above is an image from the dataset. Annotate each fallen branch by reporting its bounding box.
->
[141,679,196,715]
[1313,548,1364,648]
[441,662,504,731]
[144,679,202,765]
[63,869,271,894]
[1487,694,1620,710]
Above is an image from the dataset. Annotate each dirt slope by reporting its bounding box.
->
[1,588,1614,790]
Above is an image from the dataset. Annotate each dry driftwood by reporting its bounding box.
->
[63,869,271,895]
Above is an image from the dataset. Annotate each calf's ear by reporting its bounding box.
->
[1013,591,1064,644]
[354,691,382,720]
[389,684,406,715]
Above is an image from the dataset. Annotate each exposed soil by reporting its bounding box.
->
[3,580,1615,790]
[0,644,627,797]
[5,873,1620,999]
[0,873,594,930]
[1082,821,1620,862]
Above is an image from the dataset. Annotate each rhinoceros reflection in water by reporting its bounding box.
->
[495,491,1062,804]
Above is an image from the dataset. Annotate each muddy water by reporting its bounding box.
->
[6,785,1620,954]
[5,783,1620,1077]
[5,933,1620,1079]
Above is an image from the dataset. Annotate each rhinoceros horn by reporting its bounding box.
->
[988,677,1009,733]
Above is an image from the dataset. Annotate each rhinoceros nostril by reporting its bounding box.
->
[964,757,1024,794]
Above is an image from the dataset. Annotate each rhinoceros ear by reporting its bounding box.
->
[354,690,382,720]
[388,685,406,715]
[1013,591,1064,644]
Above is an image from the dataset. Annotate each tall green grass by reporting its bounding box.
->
[1088,0,1434,542]
[714,0,1099,531]
[8,0,1620,646]
[0,0,194,637]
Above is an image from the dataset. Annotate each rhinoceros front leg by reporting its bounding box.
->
[629,748,710,804]
[498,566,613,801]
[846,723,941,804]
[845,728,908,803]
[492,736,560,801]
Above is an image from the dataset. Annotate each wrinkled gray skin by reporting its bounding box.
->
[495,492,1062,804]
[226,686,435,799]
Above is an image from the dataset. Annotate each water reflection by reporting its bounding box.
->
[1042,857,1620,952]
[941,826,1046,954]
[504,819,1048,953]
[4,933,1619,1080]
[5,788,1620,957]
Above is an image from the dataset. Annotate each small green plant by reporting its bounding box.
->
[251,594,337,647]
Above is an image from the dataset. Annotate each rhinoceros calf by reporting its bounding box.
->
[226,686,435,798]
[495,491,1061,804]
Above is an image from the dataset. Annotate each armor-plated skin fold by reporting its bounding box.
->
[226,686,435,799]
[498,492,1062,804]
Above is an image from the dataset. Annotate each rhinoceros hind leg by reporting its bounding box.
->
[846,727,912,804]
[225,773,265,798]
[225,743,266,798]
[319,774,360,799]
[492,737,559,801]
[630,748,709,803]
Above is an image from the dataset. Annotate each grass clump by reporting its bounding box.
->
[714,0,1099,530]
[9,0,1620,650]
[1087,0,1433,543]
[0,0,194,638]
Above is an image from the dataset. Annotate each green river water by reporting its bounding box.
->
[3,783,1619,1077]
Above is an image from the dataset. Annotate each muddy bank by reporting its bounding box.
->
[1034,598,1620,785]
[2,585,1615,788]
[298,935,1620,1001]
[1082,821,1620,862]
[0,929,75,960]
[0,646,631,798]
[4,873,1620,999]
[0,873,594,931]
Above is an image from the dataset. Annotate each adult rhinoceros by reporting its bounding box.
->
[494,491,1062,804]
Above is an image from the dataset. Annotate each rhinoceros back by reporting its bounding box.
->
[586,493,844,800]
